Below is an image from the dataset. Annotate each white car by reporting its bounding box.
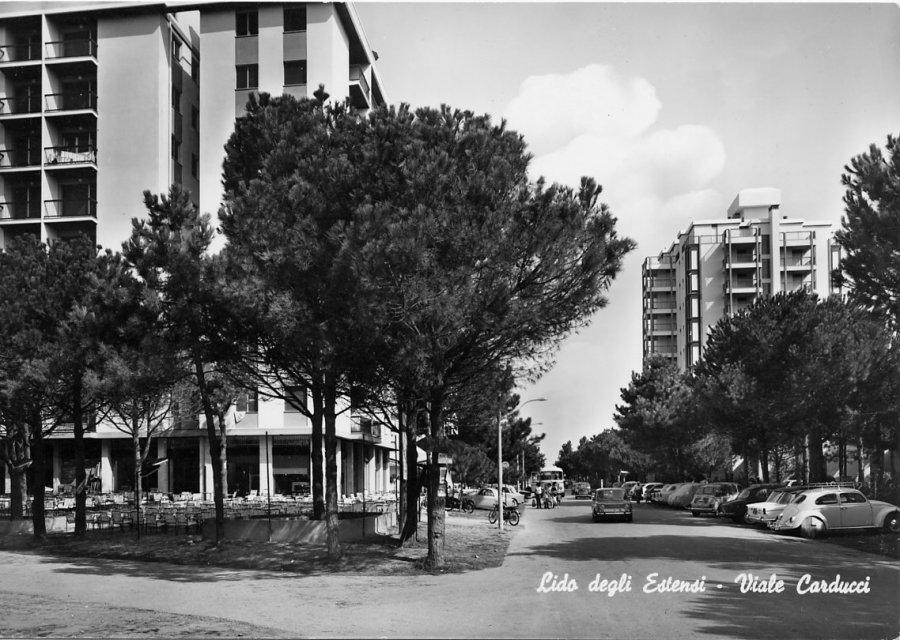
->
[771,487,899,538]
[471,487,518,510]
[745,489,802,526]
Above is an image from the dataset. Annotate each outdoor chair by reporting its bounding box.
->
[65,512,76,531]
[95,512,111,530]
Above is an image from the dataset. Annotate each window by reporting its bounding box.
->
[236,388,258,413]
[171,135,180,159]
[236,64,258,90]
[284,6,306,32]
[815,493,838,505]
[191,56,199,83]
[190,153,198,179]
[840,492,867,504]
[284,60,307,86]
[191,106,199,131]
[172,38,181,62]
[284,386,307,412]
[172,87,181,112]
[236,11,258,36]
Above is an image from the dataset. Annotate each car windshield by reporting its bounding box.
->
[697,486,717,495]
[596,489,625,500]
[792,494,807,504]
[735,488,752,500]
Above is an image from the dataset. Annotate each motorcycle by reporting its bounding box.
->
[488,503,520,526]
[445,493,475,513]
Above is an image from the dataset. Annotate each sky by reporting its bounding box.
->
[354,2,900,463]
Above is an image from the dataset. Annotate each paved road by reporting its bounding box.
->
[0,501,897,638]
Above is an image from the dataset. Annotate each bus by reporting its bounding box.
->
[530,466,565,495]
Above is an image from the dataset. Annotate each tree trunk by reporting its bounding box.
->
[807,429,827,483]
[399,419,420,546]
[72,375,87,536]
[323,374,341,560]
[397,408,406,534]
[194,358,225,544]
[772,447,781,483]
[30,418,46,538]
[132,407,142,540]
[855,437,863,484]
[8,463,24,520]
[217,412,228,503]
[741,446,751,485]
[801,438,809,484]
[424,390,446,570]
[759,445,770,483]
[310,383,325,521]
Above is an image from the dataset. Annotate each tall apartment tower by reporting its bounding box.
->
[0,2,393,500]
[197,2,386,214]
[642,188,842,371]
[0,4,200,250]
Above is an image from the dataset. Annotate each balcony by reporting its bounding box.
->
[44,145,97,167]
[0,146,41,169]
[723,280,758,296]
[45,38,97,61]
[44,198,97,219]
[0,200,41,221]
[0,94,41,116]
[0,43,41,64]
[782,255,813,270]
[647,277,675,291]
[782,231,813,247]
[348,66,371,109]
[351,419,381,439]
[45,91,97,113]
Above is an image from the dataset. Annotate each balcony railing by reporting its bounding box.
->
[351,420,381,438]
[45,38,97,60]
[45,91,97,112]
[0,200,41,220]
[0,43,41,63]
[0,94,42,115]
[44,198,97,218]
[0,146,41,167]
[648,278,675,288]
[783,256,813,267]
[45,145,96,165]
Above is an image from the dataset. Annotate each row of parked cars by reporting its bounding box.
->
[643,480,900,538]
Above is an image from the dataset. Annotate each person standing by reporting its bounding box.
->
[534,483,543,509]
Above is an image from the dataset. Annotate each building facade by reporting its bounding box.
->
[0,1,393,500]
[642,188,842,371]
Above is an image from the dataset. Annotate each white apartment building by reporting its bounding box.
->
[0,1,393,500]
[643,188,842,371]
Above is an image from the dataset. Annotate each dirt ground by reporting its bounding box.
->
[0,513,513,576]
[0,591,291,638]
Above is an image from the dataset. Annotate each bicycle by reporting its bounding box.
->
[488,503,520,526]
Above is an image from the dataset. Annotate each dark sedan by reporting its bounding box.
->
[719,484,782,523]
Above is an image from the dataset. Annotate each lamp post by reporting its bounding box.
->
[498,397,546,531]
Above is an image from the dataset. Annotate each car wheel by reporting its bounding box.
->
[463,501,475,514]
[731,514,743,524]
[511,498,519,507]
[626,514,633,523]
[691,510,698,517]
[884,512,899,534]
[800,517,824,539]
[592,513,600,523]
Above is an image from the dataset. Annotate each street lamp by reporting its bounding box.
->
[498,397,546,531]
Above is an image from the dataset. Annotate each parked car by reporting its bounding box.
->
[668,483,702,508]
[641,483,664,502]
[470,487,516,510]
[573,482,592,499]
[771,487,899,538]
[720,484,781,523]
[496,484,525,506]
[690,483,740,516]
[653,484,679,504]
[745,488,804,526]
[621,480,639,497]
[592,488,633,523]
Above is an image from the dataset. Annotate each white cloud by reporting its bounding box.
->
[505,64,661,156]
[504,64,727,247]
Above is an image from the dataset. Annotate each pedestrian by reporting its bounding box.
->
[534,483,543,509]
